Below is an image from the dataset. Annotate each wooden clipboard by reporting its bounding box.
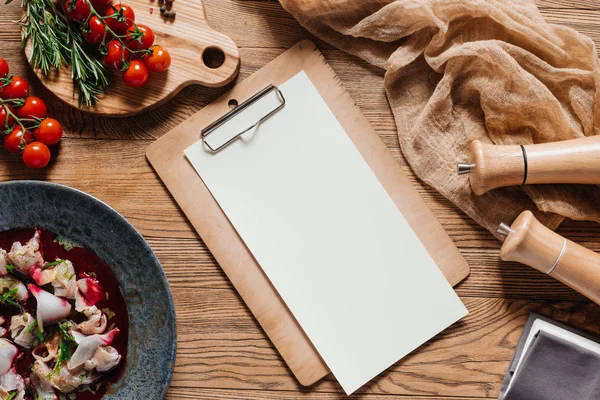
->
[146,40,470,387]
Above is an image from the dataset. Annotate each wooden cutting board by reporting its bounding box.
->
[146,40,470,387]
[24,0,240,117]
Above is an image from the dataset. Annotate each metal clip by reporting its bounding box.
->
[200,85,286,153]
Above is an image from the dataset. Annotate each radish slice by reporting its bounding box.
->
[28,284,72,331]
[0,339,18,375]
[67,328,119,371]
[77,276,104,306]
[0,250,7,276]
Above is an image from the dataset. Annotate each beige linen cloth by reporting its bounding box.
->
[279,0,600,236]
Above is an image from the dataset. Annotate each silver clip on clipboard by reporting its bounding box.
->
[201,85,286,153]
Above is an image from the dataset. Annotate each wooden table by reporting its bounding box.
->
[2,1,600,399]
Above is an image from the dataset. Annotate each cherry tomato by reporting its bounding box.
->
[103,40,131,70]
[4,126,32,154]
[106,4,135,34]
[144,46,171,73]
[122,60,149,88]
[0,58,8,78]
[0,105,15,129]
[0,76,29,100]
[83,16,106,45]
[17,96,48,120]
[65,0,91,22]
[34,118,63,146]
[22,141,51,169]
[94,2,112,16]
[126,24,154,51]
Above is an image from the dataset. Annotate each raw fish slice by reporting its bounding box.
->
[0,339,18,375]
[7,231,43,275]
[67,328,119,370]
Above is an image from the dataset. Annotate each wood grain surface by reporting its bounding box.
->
[2,0,600,399]
[24,0,241,116]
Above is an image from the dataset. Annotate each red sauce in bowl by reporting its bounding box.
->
[0,229,129,399]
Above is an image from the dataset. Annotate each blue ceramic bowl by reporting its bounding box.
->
[0,181,176,399]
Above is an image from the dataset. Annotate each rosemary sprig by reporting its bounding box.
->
[13,0,110,107]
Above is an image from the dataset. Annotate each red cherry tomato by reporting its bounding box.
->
[17,96,48,120]
[0,105,15,129]
[0,76,29,100]
[0,58,8,78]
[83,16,106,45]
[94,2,112,16]
[126,24,154,51]
[22,141,51,169]
[106,4,135,34]
[4,126,33,154]
[34,118,63,146]
[144,46,171,73]
[122,60,149,88]
[103,40,131,70]
[65,0,91,22]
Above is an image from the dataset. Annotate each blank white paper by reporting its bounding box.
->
[185,71,468,394]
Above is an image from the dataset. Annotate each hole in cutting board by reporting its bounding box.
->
[228,99,238,109]
[202,47,225,69]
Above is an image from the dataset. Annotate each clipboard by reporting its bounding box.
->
[146,40,470,387]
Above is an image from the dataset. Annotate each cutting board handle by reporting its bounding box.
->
[179,0,241,88]
[499,210,600,305]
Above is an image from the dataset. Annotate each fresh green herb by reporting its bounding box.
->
[35,325,44,341]
[54,319,77,373]
[23,320,37,334]
[0,288,22,310]
[102,307,115,320]
[4,263,14,273]
[16,0,110,106]
[43,259,66,269]
[6,391,16,400]
[50,319,77,376]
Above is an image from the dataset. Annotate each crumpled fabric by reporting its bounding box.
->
[279,0,600,236]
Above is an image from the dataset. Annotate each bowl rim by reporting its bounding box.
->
[0,180,177,399]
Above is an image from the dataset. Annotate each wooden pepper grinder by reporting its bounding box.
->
[498,210,600,305]
[458,136,600,195]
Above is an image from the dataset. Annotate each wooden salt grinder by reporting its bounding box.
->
[458,136,600,195]
[498,210,600,305]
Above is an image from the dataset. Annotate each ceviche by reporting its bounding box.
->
[0,229,128,400]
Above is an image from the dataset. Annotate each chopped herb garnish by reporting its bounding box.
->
[42,259,66,269]
[0,288,22,310]
[23,321,37,334]
[102,307,115,320]
[54,319,77,373]
[35,325,44,342]
[6,391,16,400]
[4,263,14,273]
